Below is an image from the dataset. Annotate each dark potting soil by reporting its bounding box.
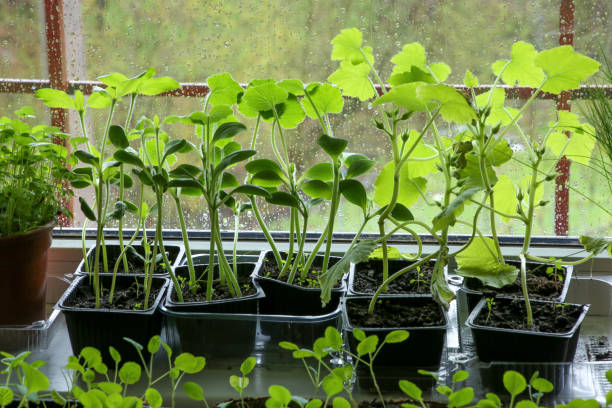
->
[172,265,257,302]
[65,277,163,310]
[217,397,301,408]
[474,297,583,333]
[353,260,434,294]
[260,253,341,289]
[347,297,445,328]
[358,399,445,408]
[466,261,566,299]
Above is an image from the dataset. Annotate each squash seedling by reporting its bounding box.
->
[36,68,180,309]
[229,357,256,408]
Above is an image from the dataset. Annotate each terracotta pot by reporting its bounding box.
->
[0,222,54,325]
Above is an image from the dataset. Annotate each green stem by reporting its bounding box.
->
[250,197,283,266]
[173,192,196,286]
[320,161,341,276]
[156,190,183,303]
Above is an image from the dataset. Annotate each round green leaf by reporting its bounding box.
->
[251,171,285,187]
[118,362,141,385]
[267,191,300,208]
[145,388,162,408]
[147,336,161,355]
[268,385,292,404]
[305,163,334,181]
[240,357,257,376]
[530,377,553,393]
[448,387,474,407]
[321,375,343,398]
[175,353,206,374]
[357,335,379,356]
[184,382,205,401]
[385,330,409,344]
[452,370,469,383]
[245,159,284,177]
[339,179,367,212]
[302,180,332,200]
[317,134,348,159]
[332,397,351,408]
[278,341,299,351]
[0,387,13,405]
[503,370,526,397]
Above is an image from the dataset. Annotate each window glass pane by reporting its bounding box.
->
[0,1,44,78]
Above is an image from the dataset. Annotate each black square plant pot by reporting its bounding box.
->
[458,261,573,315]
[253,250,345,364]
[343,295,448,391]
[161,263,264,365]
[254,250,344,315]
[466,297,589,394]
[56,274,169,365]
[348,258,440,296]
[75,244,183,276]
[466,296,589,363]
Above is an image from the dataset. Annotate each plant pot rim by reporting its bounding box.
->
[75,243,184,276]
[0,221,56,243]
[461,261,574,302]
[342,294,449,331]
[347,258,443,296]
[256,250,346,293]
[465,296,590,338]
[56,273,169,315]
[164,262,265,308]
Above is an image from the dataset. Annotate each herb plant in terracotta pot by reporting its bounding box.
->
[0,108,72,326]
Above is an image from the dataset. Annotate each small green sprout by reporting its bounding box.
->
[230,357,256,408]
[485,297,496,324]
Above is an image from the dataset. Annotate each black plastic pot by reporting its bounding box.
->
[56,274,169,365]
[343,295,447,391]
[466,296,589,363]
[161,263,264,364]
[254,250,344,315]
[75,244,183,276]
[347,258,440,296]
[458,261,574,314]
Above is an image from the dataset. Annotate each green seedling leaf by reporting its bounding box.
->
[279,341,299,351]
[437,385,452,397]
[208,73,243,106]
[399,380,422,402]
[107,201,127,221]
[491,175,518,224]
[278,79,305,96]
[169,163,202,178]
[35,88,75,109]
[144,388,162,408]
[357,335,379,356]
[464,70,479,87]
[305,399,323,408]
[252,170,285,187]
[475,401,499,408]
[109,125,129,149]
[374,161,428,209]
[432,187,482,231]
[215,149,257,174]
[240,357,257,376]
[147,336,161,354]
[319,239,376,305]
[229,375,249,392]
[530,377,553,393]
[133,168,154,186]
[514,402,538,408]
[331,28,372,64]
[272,94,305,129]
[492,41,544,88]
[321,375,343,398]
[221,172,240,189]
[114,148,144,168]
[346,157,375,179]
[503,370,526,397]
[79,197,96,222]
[87,90,112,109]
[14,105,35,118]
[227,184,271,199]
[453,370,469,383]
[22,363,50,393]
[213,122,247,143]
[302,83,343,118]
[95,382,122,394]
[536,46,600,94]
[80,347,102,367]
[485,393,501,407]
[302,180,332,200]
[417,84,476,124]
[73,90,85,111]
[118,362,141,385]
[292,349,315,359]
[324,327,344,351]
[51,390,66,406]
[175,353,206,374]
[123,337,143,352]
[184,382,205,401]
[245,159,284,177]
[579,236,609,255]
[0,387,13,406]
[391,203,414,221]
[456,237,518,288]
[269,385,292,405]
[448,387,474,407]
[388,66,436,86]
[390,42,426,75]
[353,328,366,342]
[328,60,375,101]
[339,179,368,213]
[333,397,351,408]
[74,149,99,166]
[373,83,428,111]
[266,191,300,208]
[243,83,288,112]
[385,330,409,344]
[167,178,204,192]
[139,76,180,96]
[318,134,348,159]
[305,163,334,181]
